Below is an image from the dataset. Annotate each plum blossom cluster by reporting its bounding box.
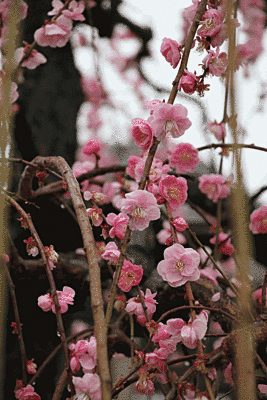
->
[199,174,232,203]
[38,286,75,314]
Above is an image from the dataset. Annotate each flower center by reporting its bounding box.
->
[165,120,178,135]
[179,152,191,162]
[126,271,136,284]
[204,18,216,30]
[133,205,145,219]
[167,186,181,199]
[176,261,184,272]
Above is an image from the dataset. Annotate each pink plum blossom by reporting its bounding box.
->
[26,359,37,374]
[131,118,155,151]
[15,382,41,400]
[169,142,200,173]
[117,260,143,292]
[101,242,120,264]
[210,232,235,256]
[134,368,154,395]
[15,43,47,69]
[157,243,200,287]
[106,212,129,239]
[166,318,186,342]
[178,70,198,94]
[198,8,224,39]
[86,205,103,226]
[82,139,101,157]
[252,287,267,307]
[202,47,227,76]
[102,181,121,204]
[249,205,267,234]
[160,38,182,68]
[73,373,101,400]
[126,289,157,317]
[23,237,39,257]
[258,384,267,395]
[207,120,226,141]
[34,16,72,48]
[157,220,186,245]
[159,176,188,210]
[173,217,188,231]
[69,336,97,372]
[149,103,192,141]
[199,174,231,203]
[132,156,170,184]
[62,0,85,21]
[44,245,58,270]
[120,190,160,231]
[181,310,209,349]
[38,286,75,314]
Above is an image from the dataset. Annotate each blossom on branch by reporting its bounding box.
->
[202,47,227,76]
[249,205,267,234]
[199,174,231,203]
[178,70,199,94]
[157,243,200,287]
[15,43,47,69]
[34,16,72,48]
[159,176,188,210]
[131,118,155,151]
[169,142,199,173]
[15,381,41,400]
[116,260,143,292]
[160,37,182,68]
[72,373,101,400]
[149,103,192,141]
[120,190,160,231]
[38,286,75,314]
[207,120,226,141]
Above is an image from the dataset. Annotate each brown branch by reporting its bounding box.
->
[76,165,127,182]
[19,156,112,400]
[198,142,267,153]
[52,369,68,400]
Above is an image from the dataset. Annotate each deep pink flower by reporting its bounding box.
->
[126,289,157,316]
[210,232,235,256]
[199,174,231,203]
[82,139,101,156]
[157,243,200,287]
[101,242,120,264]
[207,120,226,141]
[160,38,182,68]
[202,47,227,76]
[34,16,72,48]
[159,176,188,210]
[23,237,39,257]
[15,381,41,400]
[198,8,224,38]
[249,205,267,234]
[38,286,75,314]
[106,212,129,239]
[73,373,101,400]
[149,103,192,141]
[117,260,143,292]
[120,190,160,231]
[26,359,37,374]
[15,43,47,69]
[169,142,199,173]
[178,70,198,94]
[86,205,103,226]
[173,217,188,231]
[131,118,155,151]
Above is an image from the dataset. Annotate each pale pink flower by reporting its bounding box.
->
[44,245,58,270]
[252,287,267,306]
[249,205,267,234]
[166,317,186,342]
[117,260,143,292]
[86,205,103,226]
[15,43,47,69]
[181,310,209,349]
[38,286,75,314]
[202,47,227,76]
[145,352,167,381]
[157,243,200,287]
[207,120,226,141]
[145,99,163,115]
[106,212,129,239]
[82,139,100,157]
[125,289,157,316]
[81,77,106,105]
[102,181,121,204]
[210,232,235,256]
[198,8,224,39]
[120,190,160,231]
[135,367,154,395]
[159,176,188,210]
[258,384,267,395]
[131,118,155,151]
[181,0,199,43]
[73,373,101,400]
[152,322,170,343]
[72,160,95,178]
[199,174,231,203]
[101,242,120,264]
[126,155,140,180]
[15,382,41,400]
[211,292,220,302]
[47,0,64,15]
[70,336,97,372]
[200,265,221,285]
[178,70,198,94]
[34,16,72,48]
[26,359,37,374]
[149,103,192,141]
[169,142,199,173]
[62,0,85,21]
[160,38,182,68]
